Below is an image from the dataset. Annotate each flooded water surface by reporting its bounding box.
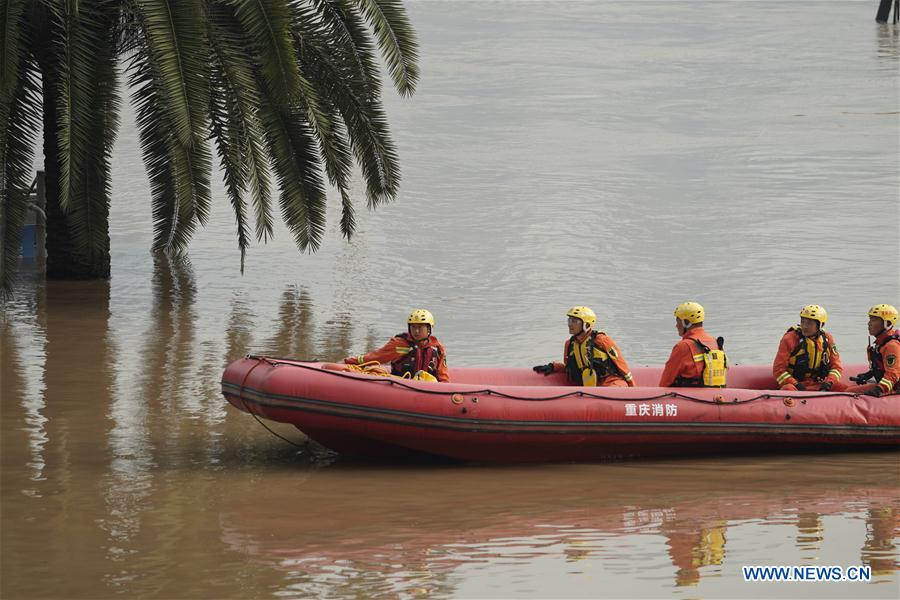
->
[2,1,899,598]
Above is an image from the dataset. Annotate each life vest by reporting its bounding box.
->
[786,327,834,382]
[674,339,727,388]
[564,331,625,386]
[867,330,900,382]
[390,333,442,379]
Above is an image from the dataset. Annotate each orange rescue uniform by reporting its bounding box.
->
[846,329,900,396]
[658,327,718,388]
[772,327,846,391]
[550,330,635,387]
[345,333,450,382]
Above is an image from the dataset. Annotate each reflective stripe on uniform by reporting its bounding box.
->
[828,369,841,380]
[692,354,705,362]
[776,371,792,385]
[879,378,893,392]
[623,372,633,381]
[395,346,411,355]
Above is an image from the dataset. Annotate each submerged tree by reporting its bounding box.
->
[0,0,418,292]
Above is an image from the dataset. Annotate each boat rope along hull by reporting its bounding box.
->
[221,357,900,462]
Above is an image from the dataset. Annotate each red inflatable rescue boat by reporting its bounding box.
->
[221,356,900,462]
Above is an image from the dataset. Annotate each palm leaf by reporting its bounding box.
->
[53,0,120,259]
[257,92,327,252]
[1,62,41,297]
[293,0,401,221]
[130,0,212,252]
[133,0,210,147]
[352,0,418,96]
[1,0,27,107]
[208,3,274,244]
[229,0,300,105]
[209,71,251,271]
[300,27,401,209]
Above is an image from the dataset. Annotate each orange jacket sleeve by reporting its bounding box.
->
[823,332,842,385]
[659,340,691,387]
[772,331,799,387]
[877,339,900,394]
[435,341,451,382]
[347,336,408,365]
[597,333,635,387]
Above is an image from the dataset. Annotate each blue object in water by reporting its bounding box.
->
[21,224,37,259]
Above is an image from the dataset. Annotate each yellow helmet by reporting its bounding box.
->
[407,309,435,327]
[799,304,827,326]
[868,304,898,328]
[674,301,704,325]
[566,306,596,328]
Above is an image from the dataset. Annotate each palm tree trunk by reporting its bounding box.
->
[42,82,111,280]
[33,8,110,281]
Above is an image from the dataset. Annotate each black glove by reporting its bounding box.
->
[795,382,806,391]
[868,386,882,397]
[819,381,833,392]
[850,372,872,384]
[532,363,555,376]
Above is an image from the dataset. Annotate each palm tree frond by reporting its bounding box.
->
[292,6,400,213]
[208,4,274,243]
[128,9,212,254]
[352,0,418,96]
[1,0,28,105]
[229,0,301,105]
[133,0,210,148]
[54,0,120,259]
[209,75,251,271]
[1,63,41,296]
[258,96,327,252]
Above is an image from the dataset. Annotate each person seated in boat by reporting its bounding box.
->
[532,306,635,387]
[772,304,846,392]
[659,301,727,388]
[845,304,899,397]
[342,309,450,382]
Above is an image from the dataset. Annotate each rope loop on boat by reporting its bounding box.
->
[237,355,310,448]
[243,355,863,405]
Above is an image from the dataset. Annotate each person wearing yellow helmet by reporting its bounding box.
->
[343,309,450,382]
[772,305,845,392]
[845,304,900,397]
[659,301,727,388]
[532,306,635,387]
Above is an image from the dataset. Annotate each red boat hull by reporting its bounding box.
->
[221,357,900,462]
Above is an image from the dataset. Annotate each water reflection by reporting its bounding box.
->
[217,456,900,596]
[2,273,898,598]
[863,506,899,576]
[796,512,824,550]
[258,285,316,360]
[663,519,727,587]
[0,275,48,488]
[877,20,900,62]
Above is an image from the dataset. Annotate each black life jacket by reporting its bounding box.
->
[867,330,900,381]
[564,331,624,386]
[786,327,833,382]
[390,332,442,379]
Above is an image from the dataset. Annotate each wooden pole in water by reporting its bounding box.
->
[876,0,897,23]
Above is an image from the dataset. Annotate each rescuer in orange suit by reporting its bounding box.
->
[772,304,846,392]
[659,301,726,388]
[343,309,450,382]
[532,306,635,387]
[845,304,900,397]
